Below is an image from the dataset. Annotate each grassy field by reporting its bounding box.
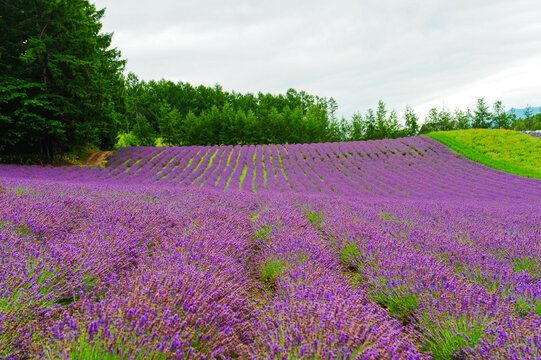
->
[425,129,541,179]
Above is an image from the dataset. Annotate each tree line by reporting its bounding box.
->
[418,99,540,134]
[1,0,539,163]
[121,73,344,146]
[122,74,535,147]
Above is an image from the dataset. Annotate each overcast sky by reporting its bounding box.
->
[93,0,541,120]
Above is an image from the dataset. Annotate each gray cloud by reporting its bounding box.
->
[94,0,541,119]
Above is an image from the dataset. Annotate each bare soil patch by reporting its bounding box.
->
[83,151,114,166]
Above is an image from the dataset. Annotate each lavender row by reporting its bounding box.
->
[247,198,426,359]
[302,197,541,359]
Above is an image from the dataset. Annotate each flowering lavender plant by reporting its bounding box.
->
[0,136,539,359]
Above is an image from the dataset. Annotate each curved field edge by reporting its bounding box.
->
[424,129,541,179]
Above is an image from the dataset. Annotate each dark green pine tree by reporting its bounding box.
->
[0,0,125,159]
[181,111,200,145]
[132,114,155,146]
[387,110,401,138]
[158,102,183,146]
[0,0,52,157]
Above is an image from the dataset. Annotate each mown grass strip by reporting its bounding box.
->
[225,149,241,190]
[252,150,258,193]
[226,147,234,167]
[215,148,233,186]
[238,165,248,190]
[192,148,219,184]
[181,150,200,172]
[191,149,210,174]
[274,145,289,185]
[425,129,541,179]
[261,148,267,188]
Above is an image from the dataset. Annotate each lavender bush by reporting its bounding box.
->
[0,136,540,359]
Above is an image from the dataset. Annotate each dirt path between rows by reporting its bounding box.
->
[83,151,114,166]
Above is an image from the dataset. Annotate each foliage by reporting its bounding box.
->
[122,75,345,146]
[419,312,488,360]
[1,0,536,161]
[472,98,491,129]
[419,98,521,134]
[425,129,541,179]
[115,133,139,147]
[512,113,541,131]
[123,75,422,146]
[131,115,155,146]
[0,0,125,159]
[305,210,324,228]
[404,106,420,137]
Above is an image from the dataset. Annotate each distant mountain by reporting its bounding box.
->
[507,106,541,118]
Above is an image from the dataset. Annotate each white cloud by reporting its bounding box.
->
[414,53,541,119]
[94,0,541,120]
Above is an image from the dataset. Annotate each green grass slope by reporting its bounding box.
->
[425,129,541,179]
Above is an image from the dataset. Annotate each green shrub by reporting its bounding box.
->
[115,133,140,147]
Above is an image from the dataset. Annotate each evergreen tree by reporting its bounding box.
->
[304,104,328,143]
[419,108,437,134]
[404,106,419,137]
[375,100,388,139]
[387,110,401,138]
[265,107,283,143]
[439,107,454,130]
[338,117,351,141]
[454,109,471,129]
[364,109,377,140]
[125,72,145,134]
[220,103,236,145]
[326,118,343,142]
[132,114,155,146]
[182,111,199,145]
[350,112,365,141]
[0,0,125,159]
[472,98,491,128]
[524,105,533,121]
[492,100,511,129]
[232,109,247,144]
[524,105,534,129]
[245,110,258,144]
[158,102,182,146]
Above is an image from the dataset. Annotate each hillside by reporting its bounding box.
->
[425,129,541,179]
[1,136,539,199]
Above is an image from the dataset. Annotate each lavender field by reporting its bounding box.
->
[1,136,540,359]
